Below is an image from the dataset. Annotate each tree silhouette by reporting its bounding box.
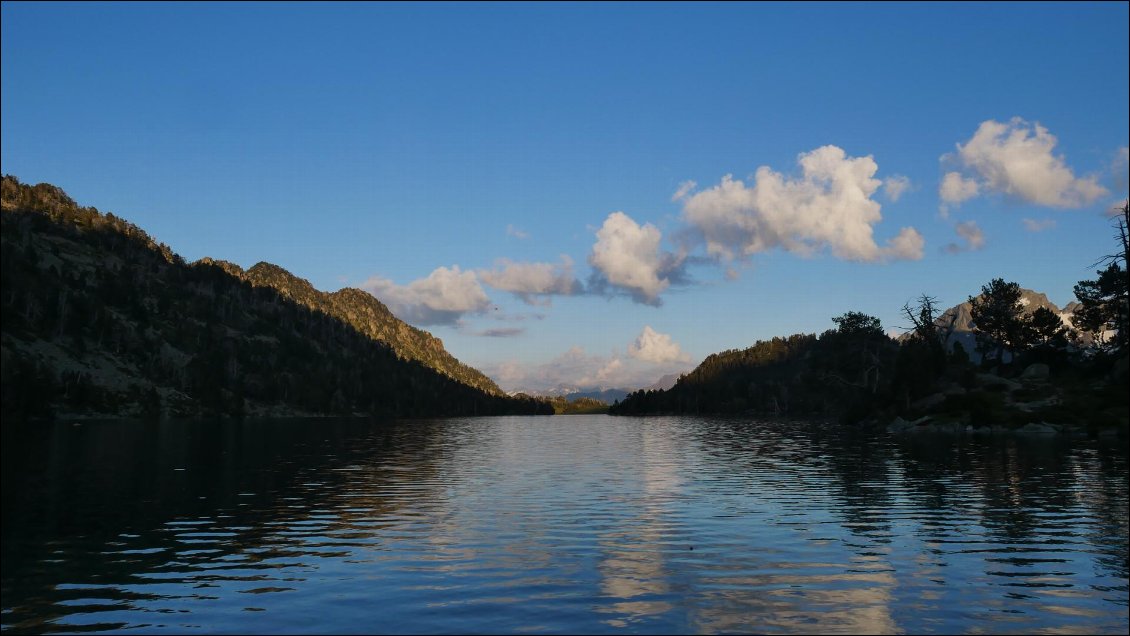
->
[1073,203,1129,354]
[831,311,883,337]
[969,278,1033,365]
[901,294,942,346]
[825,312,888,394]
[892,294,948,405]
[1029,306,1068,348]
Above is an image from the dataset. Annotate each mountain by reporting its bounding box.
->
[510,385,632,403]
[0,176,549,419]
[610,331,888,419]
[900,289,1080,362]
[611,285,1123,424]
[645,373,681,391]
[202,259,502,396]
[563,387,630,404]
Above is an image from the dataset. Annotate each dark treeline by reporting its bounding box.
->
[613,205,1129,428]
[543,395,610,415]
[610,317,899,423]
[0,176,552,419]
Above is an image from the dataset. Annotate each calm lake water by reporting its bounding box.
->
[2,416,1127,634]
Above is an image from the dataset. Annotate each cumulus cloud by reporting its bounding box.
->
[588,211,685,305]
[939,171,979,205]
[361,265,491,326]
[886,227,927,260]
[956,220,985,249]
[628,326,689,363]
[595,358,624,384]
[506,224,529,239]
[944,220,986,254]
[680,145,924,264]
[1022,218,1056,232]
[883,175,912,202]
[944,117,1107,208]
[671,180,698,202]
[478,256,581,305]
[482,346,624,392]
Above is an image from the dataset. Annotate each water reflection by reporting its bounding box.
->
[594,423,684,629]
[1,416,1127,634]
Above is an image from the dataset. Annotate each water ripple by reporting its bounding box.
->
[2,416,1126,634]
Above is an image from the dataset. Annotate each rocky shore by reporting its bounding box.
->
[881,360,1128,437]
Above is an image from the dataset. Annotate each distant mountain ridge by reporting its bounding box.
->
[0,176,545,418]
[564,387,630,404]
[199,259,502,396]
[900,289,1081,362]
[610,286,1107,419]
[510,386,631,404]
[509,372,684,403]
[645,373,682,391]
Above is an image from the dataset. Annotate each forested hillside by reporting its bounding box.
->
[0,176,550,419]
[610,315,899,423]
[612,238,1128,432]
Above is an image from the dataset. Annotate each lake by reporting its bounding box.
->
[2,416,1126,634]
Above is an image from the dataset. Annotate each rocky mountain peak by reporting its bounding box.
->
[908,288,1082,362]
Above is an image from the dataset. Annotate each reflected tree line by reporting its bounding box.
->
[0,418,456,632]
[678,418,1128,581]
[2,417,1125,632]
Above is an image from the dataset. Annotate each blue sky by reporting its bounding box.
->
[3,2,1128,392]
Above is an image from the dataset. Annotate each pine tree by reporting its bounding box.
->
[969,279,1034,365]
[1072,203,1129,353]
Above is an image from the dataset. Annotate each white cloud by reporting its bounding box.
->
[680,145,923,263]
[939,171,979,205]
[1022,218,1056,232]
[360,265,491,326]
[506,224,529,239]
[588,211,683,305]
[483,346,621,392]
[946,117,1107,208]
[671,180,698,202]
[489,360,528,387]
[885,227,926,260]
[956,220,985,249]
[944,220,985,254]
[595,358,624,384]
[478,256,581,305]
[883,175,911,202]
[628,326,689,363]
